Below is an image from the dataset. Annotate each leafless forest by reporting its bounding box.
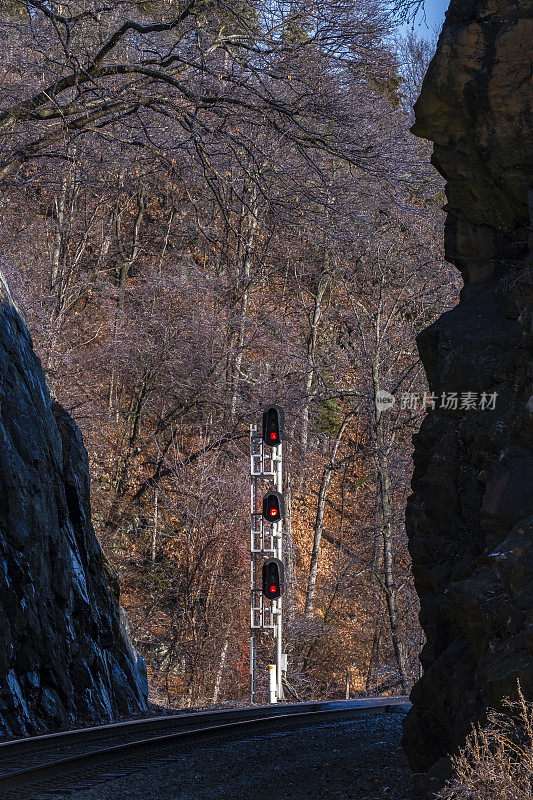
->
[0,0,458,705]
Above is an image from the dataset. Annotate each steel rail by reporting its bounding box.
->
[0,699,328,757]
[0,699,409,795]
[0,696,408,759]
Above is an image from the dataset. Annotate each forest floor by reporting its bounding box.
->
[45,710,412,800]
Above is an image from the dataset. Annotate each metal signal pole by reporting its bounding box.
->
[249,420,285,703]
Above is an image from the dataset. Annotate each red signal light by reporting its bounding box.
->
[262,490,284,522]
[263,405,284,446]
[262,557,284,600]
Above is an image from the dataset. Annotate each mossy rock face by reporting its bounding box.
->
[0,282,147,738]
[402,0,533,794]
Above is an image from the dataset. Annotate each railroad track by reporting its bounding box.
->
[0,697,410,800]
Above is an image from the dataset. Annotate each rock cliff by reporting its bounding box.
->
[0,274,147,738]
[402,0,532,794]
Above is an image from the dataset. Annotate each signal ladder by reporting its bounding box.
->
[249,424,285,703]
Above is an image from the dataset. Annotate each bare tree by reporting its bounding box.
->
[0,0,457,704]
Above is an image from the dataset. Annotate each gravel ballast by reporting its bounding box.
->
[44,710,412,799]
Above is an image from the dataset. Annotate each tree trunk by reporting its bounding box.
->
[229,186,258,421]
[304,414,351,618]
[300,271,329,461]
[46,176,68,371]
[372,361,411,693]
[108,188,145,415]
[212,638,229,703]
[151,486,159,564]
[365,606,385,693]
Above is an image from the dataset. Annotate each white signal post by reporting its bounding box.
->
[249,421,285,703]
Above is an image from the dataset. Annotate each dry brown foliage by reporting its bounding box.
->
[437,683,533,800]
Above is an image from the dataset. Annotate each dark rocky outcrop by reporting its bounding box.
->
[402,0,532,795]
[0,274,147,738]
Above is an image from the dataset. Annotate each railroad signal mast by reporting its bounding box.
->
[250,405,286,704]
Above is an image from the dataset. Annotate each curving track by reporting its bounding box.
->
[0,697,410,800]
